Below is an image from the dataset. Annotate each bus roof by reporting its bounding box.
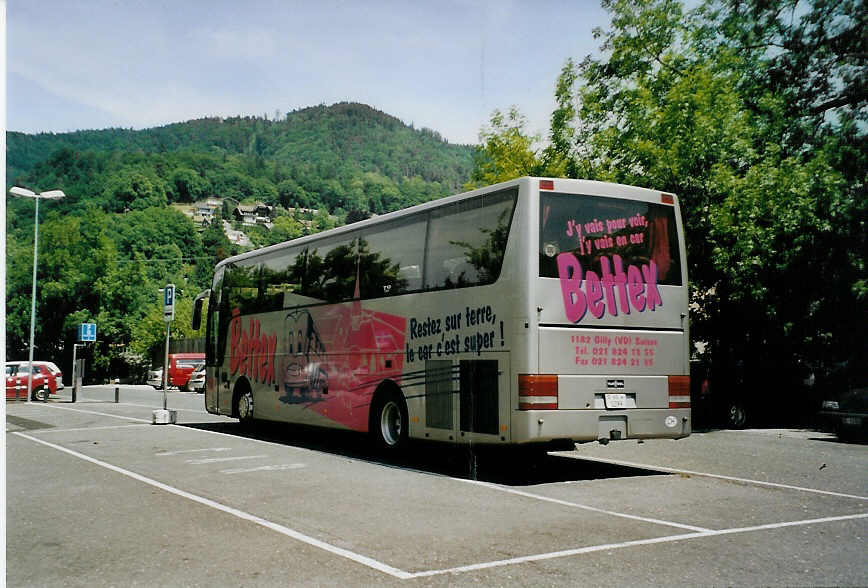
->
[215,177,676,271]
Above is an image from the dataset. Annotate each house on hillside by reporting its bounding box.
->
[233,203,274,226]
[187,198,223,227]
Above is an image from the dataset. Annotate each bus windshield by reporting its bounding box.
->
[539,192,682,286]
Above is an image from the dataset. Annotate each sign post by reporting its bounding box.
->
[72,323,96,402]
[153,285,177,425]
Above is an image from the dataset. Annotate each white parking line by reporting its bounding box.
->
[113,401,208,414]
[12,426,868,580]
[35,404,152,423]
[34,424,149,434]
[455,478,711,532]
[156,448,232,456]
[560,454,868,501]
[408,512,868,578]
[12,431,414,580]
[44,399,208,415]
[186,455,267,465]
[221,463,306,474]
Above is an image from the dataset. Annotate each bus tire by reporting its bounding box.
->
[371,387,408,452]
[234,381,255,427]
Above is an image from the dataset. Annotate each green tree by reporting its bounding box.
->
[472,0,866,378]
[5,207,115,360]
[465,107,543,189]
[201,211,233,264]
[102,168,168,212]
[269,214,305,243]
[169,167,207,202]
[130,295,204,362]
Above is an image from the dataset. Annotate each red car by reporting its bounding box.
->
[32,361,63,392]
[154,353,204,391]
[5,362,52,401]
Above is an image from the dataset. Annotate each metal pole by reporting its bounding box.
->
[163,322,170,410]
[26,196,39,403]
[114,378,120,403]
[71,343,78,402]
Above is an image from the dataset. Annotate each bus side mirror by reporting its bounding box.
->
[192,289,209,331]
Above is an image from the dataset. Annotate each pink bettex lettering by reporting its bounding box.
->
[600,256,622,317]
[627,265,646,311]
[556,253,662,323]
[612,255,630,315]
[641,262,663,310]
[556,253,587,322]
[586,270,605,319]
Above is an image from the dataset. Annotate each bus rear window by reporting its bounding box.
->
[539,192,682,286]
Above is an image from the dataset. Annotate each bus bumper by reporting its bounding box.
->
[510,408,691,444]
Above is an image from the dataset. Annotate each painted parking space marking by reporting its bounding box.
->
[407,512,868,579]
[156,447,232,456]
[186,455,268,465]
[13,431,414,580]
[34,424,148,434]
[15,407,867,579]
[36,404,151,423]
[455,478,712,532]
[559,453,868,501]
[112,401,208,414]
[221,463,307,474]
[14,429,868,580]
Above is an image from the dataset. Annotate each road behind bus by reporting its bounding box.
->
[6,385,867,587]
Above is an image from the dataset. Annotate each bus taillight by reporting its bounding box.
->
[519,374,558,410]
[668,375,690,408]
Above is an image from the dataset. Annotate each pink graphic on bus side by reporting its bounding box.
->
[229,302,407,433]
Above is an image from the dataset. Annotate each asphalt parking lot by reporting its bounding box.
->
[6,386,868,587]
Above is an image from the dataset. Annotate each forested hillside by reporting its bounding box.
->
[8,102,473,214]
[5,102,475,379]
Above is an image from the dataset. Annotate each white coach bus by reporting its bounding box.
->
[193,177,690,451]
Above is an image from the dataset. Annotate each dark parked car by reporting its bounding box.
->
[690,358,819,429]
[818,361,868,441]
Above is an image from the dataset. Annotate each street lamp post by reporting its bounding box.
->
[9,187,65,403]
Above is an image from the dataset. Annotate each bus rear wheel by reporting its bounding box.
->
[725,401,747,429]
[372,389,408,451]
[234,384,255,427]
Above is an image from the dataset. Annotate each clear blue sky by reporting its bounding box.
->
[7,0,610,145]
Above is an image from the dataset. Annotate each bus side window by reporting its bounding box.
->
[359,214,426,298]
[299,238,357,303]
[227,262,261,314]
[260,246,302,311]
[397,265,422,291]
[425,189,517,290]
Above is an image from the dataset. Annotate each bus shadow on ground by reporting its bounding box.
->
[182,421,664,486]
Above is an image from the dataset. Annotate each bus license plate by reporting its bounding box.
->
[605,393,626,409]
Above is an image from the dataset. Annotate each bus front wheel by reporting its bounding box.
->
[371,389,408,451]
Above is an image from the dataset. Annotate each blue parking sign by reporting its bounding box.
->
[78,323,97,342]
